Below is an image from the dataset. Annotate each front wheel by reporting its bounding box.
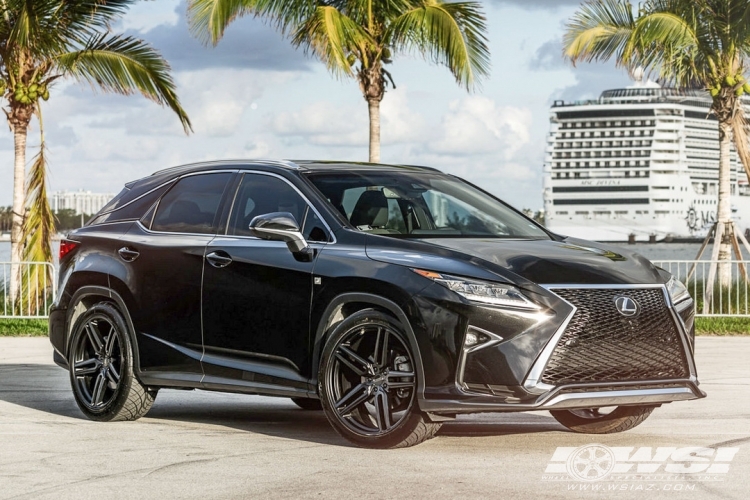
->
[68,303,156,422]
[318,310,440,448]
[550,405,655,434]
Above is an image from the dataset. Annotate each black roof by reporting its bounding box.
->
[146,159,441,180]
[97,160,440,218]
[105,160,443,213]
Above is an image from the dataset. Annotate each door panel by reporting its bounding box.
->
[200,172,327,390]
[201,237,316,390]
[121,172,233,380]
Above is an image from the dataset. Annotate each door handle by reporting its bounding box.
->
[118,247,140,262]
[206,251,233,268]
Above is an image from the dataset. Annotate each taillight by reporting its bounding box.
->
[59,239,80,261]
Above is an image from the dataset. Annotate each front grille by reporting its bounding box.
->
[540,288,690,385]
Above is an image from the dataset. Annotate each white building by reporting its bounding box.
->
[50,190,115,215]
[543,76,750,242]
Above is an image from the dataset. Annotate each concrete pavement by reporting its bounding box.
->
[0,337,747,499]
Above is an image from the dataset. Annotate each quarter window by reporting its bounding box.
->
[151,173,232,234]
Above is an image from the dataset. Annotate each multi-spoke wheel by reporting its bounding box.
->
[318,310,440,448]
[550,405,655,434]
[68,303,156,422]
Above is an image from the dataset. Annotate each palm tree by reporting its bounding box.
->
[0,0,191,303]
[564,0,750,288]
[187,0,489,162]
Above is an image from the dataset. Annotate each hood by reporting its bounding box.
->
[414,237,663,285]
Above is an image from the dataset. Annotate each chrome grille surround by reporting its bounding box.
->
[524,284,698,395]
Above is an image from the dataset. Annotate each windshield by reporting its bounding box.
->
[306,171,549,239]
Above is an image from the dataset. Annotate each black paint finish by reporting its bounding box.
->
[48,160,701,415]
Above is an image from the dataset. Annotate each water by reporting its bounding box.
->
[1,240,747,264]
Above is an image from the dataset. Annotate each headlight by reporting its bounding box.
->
[412,269,539,309]
[666,275,691,304]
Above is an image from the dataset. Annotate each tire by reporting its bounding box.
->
[550,405,655,434]
[318,309,440,448]
[291,397,323,411]
[68,302,156,422]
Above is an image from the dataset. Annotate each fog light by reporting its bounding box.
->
[463,326,504,349]
[464,331,479,347]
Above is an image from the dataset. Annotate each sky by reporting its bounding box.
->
[0,0,634,211]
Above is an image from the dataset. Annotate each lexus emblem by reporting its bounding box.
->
[614,296,640,317]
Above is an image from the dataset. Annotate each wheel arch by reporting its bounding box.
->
[63,285,143,376]
[312,292,427,403]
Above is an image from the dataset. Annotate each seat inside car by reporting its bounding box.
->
[350,190,389,229]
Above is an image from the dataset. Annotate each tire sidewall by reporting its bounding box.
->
[68,303,136,422]
[550,405,655,433]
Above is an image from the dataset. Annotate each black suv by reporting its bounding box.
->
[50,160,704,448]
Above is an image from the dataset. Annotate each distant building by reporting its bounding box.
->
[50,190,115,215]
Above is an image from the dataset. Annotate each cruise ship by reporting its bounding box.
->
[543,78,750,242]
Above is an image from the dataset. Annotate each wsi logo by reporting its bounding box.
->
[543,444,739,482]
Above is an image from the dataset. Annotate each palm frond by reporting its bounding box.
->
[388,1,489,90]
[731,106,750,185]
[188,0,317,45]
[187,0,255,45]
[632,11,701,84]
[564,0,636,66]
[20,104,54,316]
[291,6,371,77]
[56,33,192,133]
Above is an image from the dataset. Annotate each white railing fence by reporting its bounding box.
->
[653,260,750,317]
[1,262,57,319]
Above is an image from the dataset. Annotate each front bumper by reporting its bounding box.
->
[414,283,705,415]
[420,380,705,414]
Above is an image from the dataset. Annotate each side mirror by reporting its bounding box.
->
[248,212,310,255]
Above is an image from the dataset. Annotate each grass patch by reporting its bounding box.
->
[1,317,748,337]
[696,316,750,336]
[0,318,49,336]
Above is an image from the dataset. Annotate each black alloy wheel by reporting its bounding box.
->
[550,405,656,434]
[68,303,156,421]
[319,310,440,448]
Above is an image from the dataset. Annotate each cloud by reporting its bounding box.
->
[530,39,568,71]
[268,86,429,149]
[271,101,368,147]
[529,38,632,101]
[428,96,532,157]
[138,1,311,73]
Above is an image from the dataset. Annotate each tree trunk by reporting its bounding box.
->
[368,98,381,163]
[9,124,28,302]
[717,119,732,288]
[359,60,385,164]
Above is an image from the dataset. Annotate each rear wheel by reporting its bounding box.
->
[318,310,440,448]
[68,303,156,422]
[550,405,655,434]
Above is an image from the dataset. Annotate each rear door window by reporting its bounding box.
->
[151,173,232,234]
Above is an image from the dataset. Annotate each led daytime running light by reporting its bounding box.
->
[413,269,539,309]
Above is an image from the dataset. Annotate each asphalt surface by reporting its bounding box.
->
[0,337,747,500]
